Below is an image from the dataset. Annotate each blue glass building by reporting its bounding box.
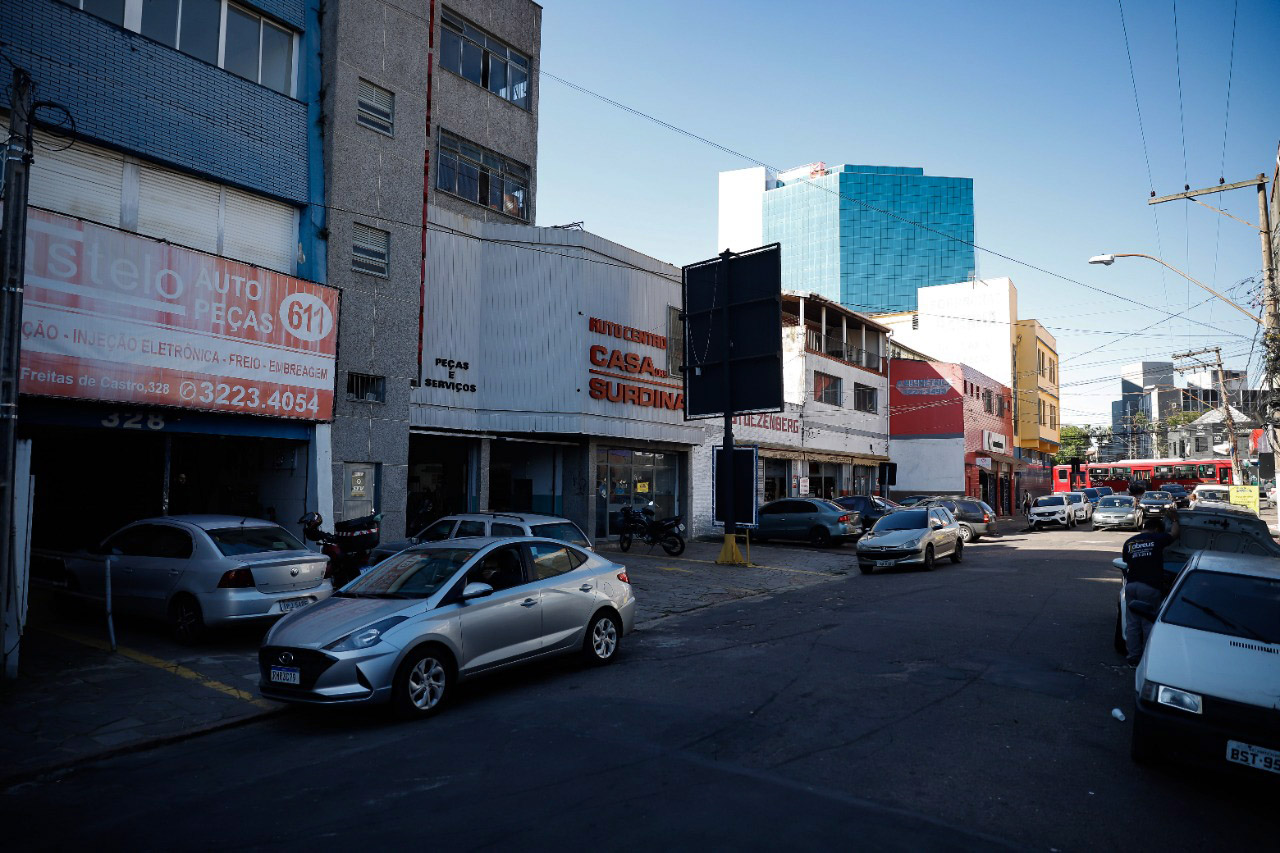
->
[760,165,975,313]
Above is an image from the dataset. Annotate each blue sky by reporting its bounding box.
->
[532,0,1280,426]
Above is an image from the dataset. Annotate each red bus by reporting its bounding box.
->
[1052,459,1232,494]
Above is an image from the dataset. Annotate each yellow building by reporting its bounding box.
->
[1014,320,1060,457]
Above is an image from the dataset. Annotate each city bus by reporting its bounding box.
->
[1051,459,1233,494]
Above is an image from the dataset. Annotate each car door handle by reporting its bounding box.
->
[579,584,593,592]
[521,598,537,607]
[168,570,181,576]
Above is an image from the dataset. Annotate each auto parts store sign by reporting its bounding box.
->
[21,209,338,420]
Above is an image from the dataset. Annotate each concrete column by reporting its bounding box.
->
[563,439,595,536]
[476,438,491,511]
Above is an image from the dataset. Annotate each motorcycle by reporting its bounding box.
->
[299,512,382,587]
[617,505,686,556]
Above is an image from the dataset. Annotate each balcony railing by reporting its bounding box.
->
[804,327,881,371]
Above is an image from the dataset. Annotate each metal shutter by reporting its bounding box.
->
[223,187,297,274]
[357,79,394,135]
[27,131,123,227]
[137,166,220,254]
[352,223,389,276]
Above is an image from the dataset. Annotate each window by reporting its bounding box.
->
[527,543,577,580]
[346,372,386,403]
[1038,399,1045,425]
[357,79,395,135]
[667,305,685,378]
[437,131,530,220]
[983,389,993,413]
[530,522,590,548]
[996,395,1006,417]
[491,523,523,537]
[68,1,298,96]
[439,8,531,109]
[1194,436,1209,453]
[854,383,877,413]
[468,546,525,591]
[352,223,390,276]
[814,371,841,406]
[455,520,486,538]
[206,525,302,556]
[417,519,457,541]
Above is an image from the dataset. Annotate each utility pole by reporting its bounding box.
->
[0,68,33,680]
[1174,347,1243,486]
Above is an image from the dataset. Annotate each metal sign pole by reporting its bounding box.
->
[717,250,745,565]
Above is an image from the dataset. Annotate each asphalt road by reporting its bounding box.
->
[5,525,1274,850]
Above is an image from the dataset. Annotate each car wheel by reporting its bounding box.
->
[950,540,964,563]
[618,532,632,552]
[583,610,622,665]
[922,545,935,571]
[168,594,206,645]
[1130,709,1159,765]
[1031,521,1040,531]
[1113,606,1127,655]
[810,527,832,548]
[392,645,453,719]
[957,524,973,543]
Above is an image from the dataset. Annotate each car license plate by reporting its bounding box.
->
[1226,740,1280,774]
[875,560,894,567]
[278,597,311,613]
[269,666,300,685]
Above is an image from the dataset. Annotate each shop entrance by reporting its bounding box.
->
[763,458,789,502]
[490,440,563,516]
[408,435,472,536]
[594,447,680,538]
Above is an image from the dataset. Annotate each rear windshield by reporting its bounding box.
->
[1197,490,1230,502]
[1083,489,1099,499]
[956,501,982,514]
[207,526,304,556]
[530,522,589,547]
[415,519,456,541]
[874,510,928,531]
[344,546,478,598]
[1099,496,1134,507]
[1035,496,1065,507]
[1162,570,1280,645]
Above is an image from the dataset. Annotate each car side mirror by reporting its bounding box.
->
[460,582,493,601]
[931,521,944,530]
[1127,598,1158,623]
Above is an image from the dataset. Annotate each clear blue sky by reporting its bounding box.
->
[532,0,1280,427]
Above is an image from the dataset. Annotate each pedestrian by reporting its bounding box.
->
[1021,490,1032,529]
[1120,513,1180,665]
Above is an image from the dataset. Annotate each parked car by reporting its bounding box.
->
[1081,487,1102,508]
[1093,495,1142,531]
[833,494,900,532]
[369,512,592,565]
[1190,485,1234,510]
[916,497,998,543]
[1127,550,1280,774]
[855,507,962,573]
[1094,485,1115,497]
[259,537,635,717]
[1138,491,1175,519]
[34,515,333,643]
[1064,491,1094,525]
[1158,483,1191,508]
[1028,495,1073,529]
[754,498,860,547]
[896,495,932,507]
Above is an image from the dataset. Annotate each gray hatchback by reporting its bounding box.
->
[753,498,861,547]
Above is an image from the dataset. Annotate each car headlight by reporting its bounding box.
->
[1141,681,1203,715]
[325,616,408,652]
[901,536,922,549]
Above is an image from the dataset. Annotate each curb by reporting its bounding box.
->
[2,705,285,791]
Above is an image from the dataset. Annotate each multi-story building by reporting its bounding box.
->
[876,278,1059,496]
[889,360,1015,514]
[2,0,333,673]
[718,163,975,313]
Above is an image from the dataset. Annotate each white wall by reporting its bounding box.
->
[717,166,776,254]
[890,437,966,494]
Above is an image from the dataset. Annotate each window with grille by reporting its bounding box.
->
[854,383,877,413]
[346,373,386,403]
[667,305,684,378]
[813,372,841,406]
[357,79,395,135]
[352,224,389,277]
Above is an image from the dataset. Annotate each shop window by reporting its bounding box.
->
[813,372,841,406]
[437,130,529,221]
[352,224,390,277]
[346,373,386,403]
[357,79,395,135]
[854,383,877,413]
[439,8,531,109]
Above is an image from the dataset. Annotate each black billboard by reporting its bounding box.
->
[713,445,759,528]
[681,244,783,420]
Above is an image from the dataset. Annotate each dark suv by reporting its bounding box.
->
[916,497,998,542]
[833,494,900,532]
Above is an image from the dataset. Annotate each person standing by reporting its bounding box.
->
[1021,490,1032,529]
[1120,514,1180,665]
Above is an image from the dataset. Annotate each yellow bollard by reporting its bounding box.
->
[716,532,747,565]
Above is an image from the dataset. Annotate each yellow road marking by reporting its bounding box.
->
[42,626,274,709]
[658,566,695,574]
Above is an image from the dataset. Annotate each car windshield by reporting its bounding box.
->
[1142,493,1170,502]
[873,510,928,531]
[206,525,304,556]
[1162,570,1280,645]
[341,546,479,598]
[1065,494,1082,504]
[1035,496,1065,507]
[1099,496,1134,508]
[530,522,589,547]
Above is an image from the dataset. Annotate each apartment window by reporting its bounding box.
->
[439,8,531,109]
[854,383,877,413]
[814,372,841,406]
[983,389,993,413]
[667,305,685,378]
[911,313,918,330]
[357,79,395,135]
[63,0,297,96]
[1049,359,1057,384]
[1038,399,1045,425]
[437,130,530,221]
[346,373,386,403]
[997,395,1006,417]
[1037,350,1046,377]
[352,224,390,277]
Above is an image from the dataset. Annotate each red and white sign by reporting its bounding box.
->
[20,209,338,420]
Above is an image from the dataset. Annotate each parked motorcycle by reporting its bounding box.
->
[617,505,686,556]
[299,512,382,587]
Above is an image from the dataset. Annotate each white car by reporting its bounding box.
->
[1128,550,1280,775]
[1190,485,1233,509]
[1029,495,1075,529]
[1064,491,1093,524]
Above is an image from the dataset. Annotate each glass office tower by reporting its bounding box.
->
[761,165,975,313]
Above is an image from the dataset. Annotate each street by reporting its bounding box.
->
[3,527,1272,850]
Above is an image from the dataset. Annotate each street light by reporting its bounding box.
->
[1088,252,1261,325]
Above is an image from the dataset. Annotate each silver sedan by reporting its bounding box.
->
[855,507,963,573]
[259,537,637,718]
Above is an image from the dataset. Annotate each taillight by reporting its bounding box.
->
[838,514,851,523]
[217,568,255,588]
[983,513,991,523]
[617,571,630,584]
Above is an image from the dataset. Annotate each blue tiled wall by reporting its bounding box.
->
[1,0,309,205]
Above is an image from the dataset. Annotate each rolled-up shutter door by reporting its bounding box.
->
[27,131,123,227]
[222,187,296,275]
[138,167,219,255]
